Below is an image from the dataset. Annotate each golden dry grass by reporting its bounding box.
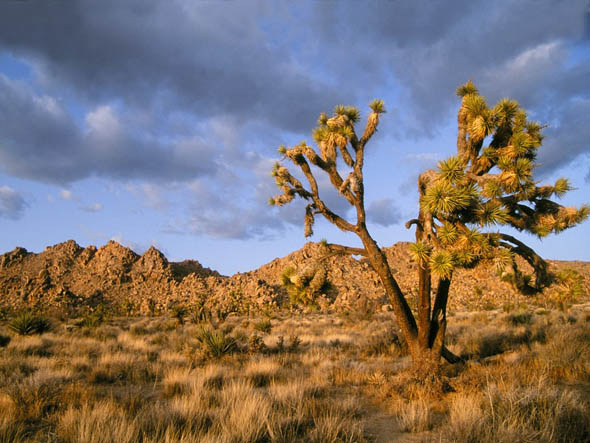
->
[0,302,588,442]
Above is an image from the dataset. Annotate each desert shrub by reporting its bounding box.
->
[5,370,68,421]
[458,325,542,359]
[57,401,139,443]
[0,334,10,347]
[195,327,237,358]
[247,333,267,354]
[288,334,302,352]
[253,318,272,334]
[189,302,211,324]
[88,353,155,385]
[506,311,533,326]
[76,311,105,329]
[362,329,408,358]
[129,323,148,336]
[8,312,51,335]
[170,304,187,325]
[440,386,590,443]
[540,326,590,381]
[551,268,584,312]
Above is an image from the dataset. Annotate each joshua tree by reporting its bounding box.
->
[270,81,588,369]
[280,263,331,307]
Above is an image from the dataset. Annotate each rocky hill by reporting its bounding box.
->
[0,240,588,315]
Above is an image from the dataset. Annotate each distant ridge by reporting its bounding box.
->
[1,240,588,314]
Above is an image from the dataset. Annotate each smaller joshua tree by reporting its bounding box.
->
[270,81,588,370]
[280,263,331,307]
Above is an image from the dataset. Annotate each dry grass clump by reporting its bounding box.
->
[439,386,590,442]
[393,399,433,433]
[538,325,590,381]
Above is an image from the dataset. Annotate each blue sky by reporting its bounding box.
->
[0,0,589,275]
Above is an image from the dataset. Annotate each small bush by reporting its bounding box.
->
[170,305,187,325]
[8,312,52,335]
[288,335,302,352]
[0,334,11,347]
[6,371,66,421]
[195,327,237,358]
[253,318,272,334]
[247,333,267,354]
[363,329,408,357]
[506,311,533,326]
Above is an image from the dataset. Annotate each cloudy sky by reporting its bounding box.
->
[1,0,589,275]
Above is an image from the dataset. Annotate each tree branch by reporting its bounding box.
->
[324,243,368,257]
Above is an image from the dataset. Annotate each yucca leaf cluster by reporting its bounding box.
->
[195,326,237,358]
[8,312,52,335]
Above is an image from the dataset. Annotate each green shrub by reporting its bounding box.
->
[195,326,237,358]
[8,312,52,335]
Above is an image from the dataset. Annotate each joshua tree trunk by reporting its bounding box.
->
[358,223,458,368]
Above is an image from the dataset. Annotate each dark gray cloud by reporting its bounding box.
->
[1,0,588,239]
[539,98,590,174]
[0,0,341,134]
[0,185,27,219]
[0,75,218,184]
[2,0,587,183]
[367,198,402,227]
[310,0,590,168]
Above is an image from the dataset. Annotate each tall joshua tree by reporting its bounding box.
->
[270,81,588,369]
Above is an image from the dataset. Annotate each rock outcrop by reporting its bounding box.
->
[0,240,588,314]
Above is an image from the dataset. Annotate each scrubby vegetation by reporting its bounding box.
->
[1,297,589,442]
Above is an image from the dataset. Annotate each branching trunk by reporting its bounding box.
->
[357,226,419,351]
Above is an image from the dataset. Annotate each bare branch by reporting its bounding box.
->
[324,243,368,257]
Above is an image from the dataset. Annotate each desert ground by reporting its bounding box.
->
[1,293,589,442]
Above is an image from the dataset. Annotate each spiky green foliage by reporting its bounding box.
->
[456,79,478,97]
[195,326,237,358]
[280,265,332,307]
[369,99,386,114]
[429,251,455,279]
[409,241,432,264]
[551,269,585,311]
[8,312,52,336]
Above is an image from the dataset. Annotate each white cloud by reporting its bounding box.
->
[60,189,74,200]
